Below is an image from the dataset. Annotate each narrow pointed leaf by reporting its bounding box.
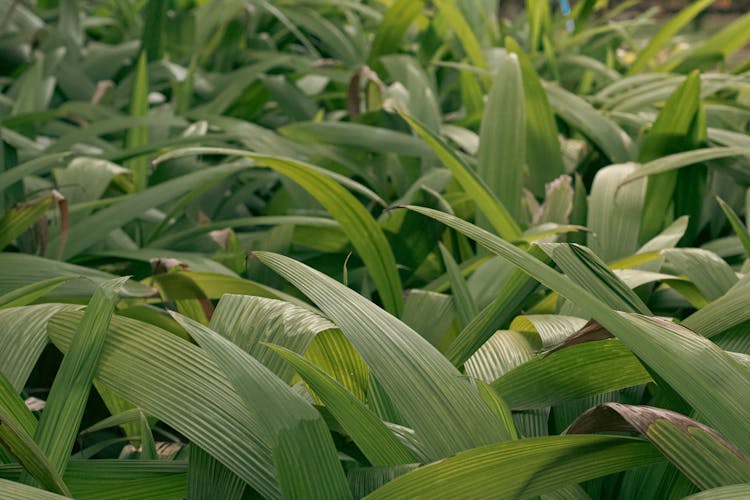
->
[156,147,403,316]
[269,345,415,466]
[255,251,510,460]
[366,435,662,499]
[172,313,351,500]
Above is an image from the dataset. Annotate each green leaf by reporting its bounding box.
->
[0,304,82,391]
[438,243,477,328]
[172,313,352,500]
[125,52,150,191]
[269,345,415,466]
[400,113,522,240]
[492,340,651,409]
[433,0,487,70]
[47,312,279,498]
[683,282,750,339]
[279,121,431,157]
[208,294,330,383]
[587,164,646,263]
[0,373,70,495]
[619,147,750,185]
[628,0,714,74]
[156,147,403,316]
[0,254,154,299]
[477,51,524,223]
[664,11,750,72]
[141,0,167,61]
[717,197,750,259]
[49,162,251,260]
[664,249,737,301]
[367,0,425,68]
[0,154,69,197]
[0,478,70,499]
[445,248,547,367]
[404,205,750,457]
[305,329,369,403]
[0,192,57,251]
[31,278,125,476]
[366,435,662,499]
[0,276,77,309]
[187,445,245,500]
[506,37,565,197]
[544,83,632,163]
[684,484,750,500]
[638,71,702,243]
[255,251,511,459]
[538,243,651,315]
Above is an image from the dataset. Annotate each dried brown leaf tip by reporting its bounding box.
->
[544,319,614,357]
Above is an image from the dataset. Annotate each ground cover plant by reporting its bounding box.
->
[1,0,750,498]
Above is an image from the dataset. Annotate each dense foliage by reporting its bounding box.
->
[2,0,750,498]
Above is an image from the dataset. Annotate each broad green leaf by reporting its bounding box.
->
[638,71,702,243]
[366,435,662,499]
[279,122,432,157]
[305,328,369,403]
[47,311,280,498]
[664,11,750,72]
[491,340,651,409]
[281,7,361,66]
[141,0,167,61]
[475,380,518,440]
[209,294,332,383]
[685,484,750,499]
[31,279,125,477]
[49,162,252,260]
[156,147,403,316]
[0,276,77,309]
[567,403,750,490]
[0,460,188,499]
[187,445,244,500]
[664,249,737,301]
[539,243,651,314]
[477,51,524,223]
[433,0,487,70]
[683,283,750,338]
[255,251,511,459]
[587,163,646,262]
[172,313,352,500]
[510,315,588,346]
[717,197,750,259]
[0,153,69,194]
[368,0,425,68]
[506,38,565,196]
[404,205,750,456]
[0,192,58,251]
[269,345,415,466]
[0,375,69,495]
[148,215,339,250]
[0,478,70,499]
[628,0,714,74]
[438,243,476,328]
[464,329,539,383]
[348,465,420,499]
[446,248,547,367]
[400,290,455,348]
[401,113,522,240]
[620,147,750,185]
[0,304,82,391]
[544,83,632,163]
[125,52,150,191]
[382,56,440,132]
[527,0,551,52]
